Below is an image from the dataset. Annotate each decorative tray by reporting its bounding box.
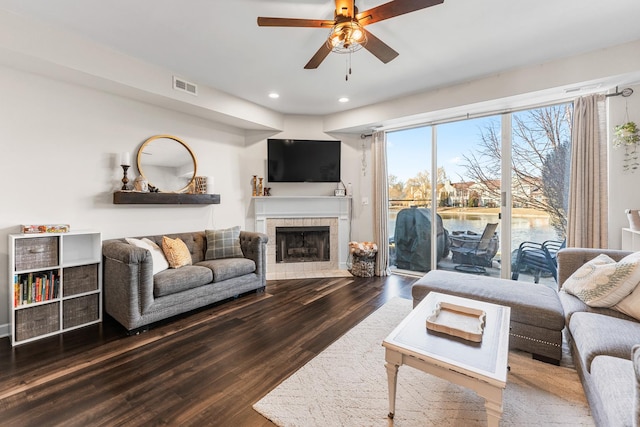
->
[426,301,486,342]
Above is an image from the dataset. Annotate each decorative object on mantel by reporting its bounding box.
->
[120,152,132,190]
[258,177,263,197]
[263,187,271,196]
[252,175,257,196]
[21,224,70,234]
[133,175,149,192]
[194,176,207,194]
[626,209,640,231]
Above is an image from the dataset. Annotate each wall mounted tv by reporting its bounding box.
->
[268,139,341,183]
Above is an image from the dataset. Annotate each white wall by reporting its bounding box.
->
[608,83,640,249]
[0,65,252,333]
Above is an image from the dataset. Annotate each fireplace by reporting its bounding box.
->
[276,226,330,263]
[254,196,351,279]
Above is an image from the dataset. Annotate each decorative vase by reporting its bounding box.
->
[252,175,257,196]
[626,209,640,231]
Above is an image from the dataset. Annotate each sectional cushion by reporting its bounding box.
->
[205,226,243,260]
[590,355,635,427]
[197,258,256,282]
[562,252,640,307]
[569,311,640,372]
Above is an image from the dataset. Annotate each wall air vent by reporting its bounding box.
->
[173,76,198,96]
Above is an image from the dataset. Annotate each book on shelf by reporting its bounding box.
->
[14,270,59,307]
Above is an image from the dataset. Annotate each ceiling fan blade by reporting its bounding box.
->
[356,0,444,26]
[257,17,335,28]
[304,43,332,69]
[363,29,399,64]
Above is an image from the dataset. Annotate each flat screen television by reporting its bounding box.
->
[268,139,341,183]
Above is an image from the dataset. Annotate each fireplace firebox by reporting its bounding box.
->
[276,226,330,263]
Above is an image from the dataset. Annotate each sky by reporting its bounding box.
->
[386,115,500,184]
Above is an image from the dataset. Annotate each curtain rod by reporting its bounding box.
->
[606,86,634,98]
[360,86,633,138]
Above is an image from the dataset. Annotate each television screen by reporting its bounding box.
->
[268,139,341,183]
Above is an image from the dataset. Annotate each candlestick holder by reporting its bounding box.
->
[121,165,132,190]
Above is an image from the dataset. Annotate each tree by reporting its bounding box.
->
[405,170,431,202]
[462,104,573,238]
[388,174,406,201]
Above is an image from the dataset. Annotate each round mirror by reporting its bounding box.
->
[137,135,197,193]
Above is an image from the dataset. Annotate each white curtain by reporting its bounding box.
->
[567,94,608,248]
[372,130,390,276]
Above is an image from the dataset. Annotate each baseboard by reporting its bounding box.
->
[0,322,9,338]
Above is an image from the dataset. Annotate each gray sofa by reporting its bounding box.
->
[102,230,268,332]
[558,248,640,427]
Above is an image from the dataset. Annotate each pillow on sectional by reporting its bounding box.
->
[614,280,640,321]
[125,237,169,275]
[161,236,192,269]
[562,252,640,307]
[205,226,243,260]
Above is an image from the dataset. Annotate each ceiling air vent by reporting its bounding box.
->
[173,76,198,96]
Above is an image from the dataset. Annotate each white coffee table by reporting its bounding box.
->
[383,292,511,426]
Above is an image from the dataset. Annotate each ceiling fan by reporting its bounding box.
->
[257,0,444,69]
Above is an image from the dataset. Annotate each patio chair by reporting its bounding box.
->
[511,239,566,283]
[450,222,499,274]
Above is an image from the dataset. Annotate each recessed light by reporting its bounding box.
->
[268,92,280,99]
[338,97,349,103]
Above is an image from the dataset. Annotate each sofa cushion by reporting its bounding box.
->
[205,226,243,260]
[153,265,213,297]
[197,258,256,282]
[590,355,635,427]
[562,252,640,307]
[162,236,192,268]
[125,237,169,275]
[559,290,637,324]
[569,311,640,372]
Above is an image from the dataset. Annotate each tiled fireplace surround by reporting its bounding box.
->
[254,196,351,280]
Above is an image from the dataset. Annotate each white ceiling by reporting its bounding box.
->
[1,0,639,116]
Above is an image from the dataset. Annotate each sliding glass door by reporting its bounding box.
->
[387,102,573,282]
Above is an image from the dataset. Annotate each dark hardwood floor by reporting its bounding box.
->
[0,274,417,426]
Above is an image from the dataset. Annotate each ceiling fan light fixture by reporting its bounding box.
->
[326,20,367,54]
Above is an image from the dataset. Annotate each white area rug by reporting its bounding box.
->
[254,297,593,426]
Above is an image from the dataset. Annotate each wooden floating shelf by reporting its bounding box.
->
[113,192,220,205]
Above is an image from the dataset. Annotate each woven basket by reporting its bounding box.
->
[15,236,59,271]
[63,294,99,329]
[348,253,376,277]
[15,302,60,341]
[63,264,99,297]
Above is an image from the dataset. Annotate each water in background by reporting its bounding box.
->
[389,210,561,249]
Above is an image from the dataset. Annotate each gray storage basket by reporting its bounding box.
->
[15,236,59,271]
[15,302,60,341]
[63,264,99,297]
[63,294,99,329]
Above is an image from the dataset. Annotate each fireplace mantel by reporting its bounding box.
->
[254,196,351,273]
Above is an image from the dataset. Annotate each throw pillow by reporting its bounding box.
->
[161,236,192,269]
[562,252,640,307]
[125,237,169,275]
[205,226,243,260]
[614,280,640,321]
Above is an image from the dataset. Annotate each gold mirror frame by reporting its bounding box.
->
[136,134,198,193]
